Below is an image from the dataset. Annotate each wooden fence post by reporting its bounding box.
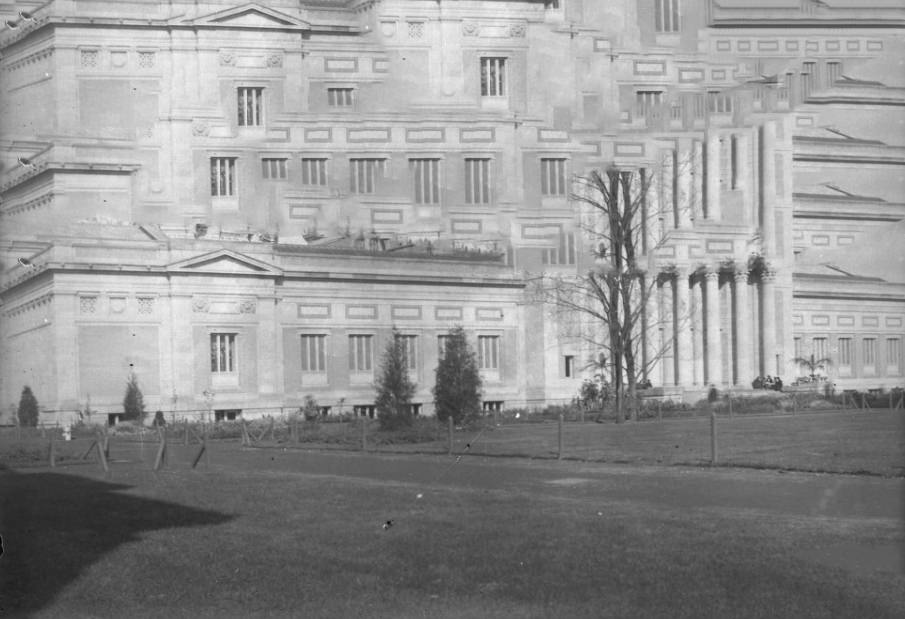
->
[81,439,98,460]
[96,433,109,473]
[710,412,718,465]
[191,436,206,469]
[447,416,454,456]
[557,413,564,460]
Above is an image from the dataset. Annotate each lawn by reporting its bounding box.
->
[1,444,903,618]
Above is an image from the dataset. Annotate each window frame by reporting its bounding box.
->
[480,56,507,98]
[349,334,374,374]
[464,157,492,205]
[395,333,419,372]
[886,338,901,375]
[327,86,355,108]
[301,157,329,186]
[654,0,680,34]
[261,157,289,180]
[300,334,328,374]
[349,157,387,194]
[477,334,501,372]
[237,86,264,127]
[210,332,239,380]
[540,157,568,196]
[410,157,441,205]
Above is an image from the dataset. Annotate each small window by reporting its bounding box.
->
[825,61,842,86]
[349,334,373,372]
[238,87,263,126]
[210,157,237,197]
[540,158,567,196]
[301,158,328,185]
[793,337,802,359]
[477,335,500,371]
[482,401,504,413]
[262,158,288,180]
[564,355,575,378]
[214,409,240,422]
[480,57,507,97]
[410,403,422,416]
[410,158,440,204]
[354,404,376,418]
[801,62,816,100]
[327,87,354,107]
[863,338,877,370]
[350,158,386,194]
[395,334,418,371]
[438,335,450,360]
[729,136,738,190]
[812,337,827,360]
[707,91,732,114]
[301,335,327,373]
[542,232,576,266]
[655,0,680,33]
[210,333,237,374]
[465,158,491,205]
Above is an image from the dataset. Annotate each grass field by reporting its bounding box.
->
[1,411,904,618]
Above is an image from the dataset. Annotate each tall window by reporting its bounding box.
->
[261,158,288,180]
[729,136,739,190]
[838,337,852,368]
[396,334,418,371]
[327,87,354,107]
[564,355,575,378]
[826,61,842,85]
[210,157,237,197]
[477,335,500,371]
[349,335,373,372]
[438,335,450,360]
[887,338,901,374]
[655,0,679,33]
[301,335,327,373]
[542,232,576,266]
[635,90,663,117]
[812,337,827,360]
[411,158,440,204]
[793,337,802,359]
[350,158,386,194]
[301,158,328,185]
[480,57,506,97]
[237,87,263,126]
[801,62,816,100]
[465,158,491,204]
[541,158,567,196]
[863,338,877,372]
[210,333,237,374]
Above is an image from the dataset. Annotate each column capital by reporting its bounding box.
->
[733,269,750,283]
[703,269,720,282]
[761,269,778,283]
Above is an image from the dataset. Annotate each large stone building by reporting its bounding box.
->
[1,0,902,422]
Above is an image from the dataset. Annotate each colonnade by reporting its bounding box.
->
[644,264,777,388]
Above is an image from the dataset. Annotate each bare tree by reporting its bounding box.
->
[543,159,691,422]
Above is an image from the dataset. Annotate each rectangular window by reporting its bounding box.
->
[635,90,664,117]
[396,334,418,371]
[779,73,793,103]
[261,158,288,180]
[480,57,506,97]
[793,337,802,359]
[863,338,877,370]
[887,338,901,373]
[730,136,738,189]
[826,61,842,86]
[540,158,567,196]
[301,158,328,185]
[564,355,575,378]
[813,337,827,360]
[237,87,263,126]
[707,91,733,114]
[349,335,373,372]
[210,157,237,197]
[350,158,386,194]
[438,335,450,360]
[838,337,852,367]
[410,158,440,204]
[301,335,327,373]
[327,87,354,107]
[353,404,375,418]
[465,158,491,204]
[210,333,237,374]
[542,232,576,266]
[477,335,500,371]
[801,62,816,100]
[655,0,680,33]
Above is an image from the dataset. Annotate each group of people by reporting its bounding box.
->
[752,375,783,391]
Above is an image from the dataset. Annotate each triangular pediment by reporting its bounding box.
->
[183,4,310,30]
[167,249,282,277]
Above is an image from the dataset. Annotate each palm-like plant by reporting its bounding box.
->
[793,354,832,380]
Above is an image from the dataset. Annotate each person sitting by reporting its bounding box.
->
[773,377,783,391]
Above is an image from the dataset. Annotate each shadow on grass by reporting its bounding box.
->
[0,464,232,616]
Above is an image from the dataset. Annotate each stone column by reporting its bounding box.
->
[660,149,676,229]
[760,269,777,377]
[691,273,705,386]
[644,274,661,386]
[760,121,776,253]
[705,132,721,221]
[704,269,722,385]
[677,143,693,228]
[733,270,752,386]
[675,269,694,386]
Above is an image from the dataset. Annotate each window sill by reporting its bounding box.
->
[301,373,328,387]
[211,197,239,211]
[350,373,373,385]
[211,374,240,389]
